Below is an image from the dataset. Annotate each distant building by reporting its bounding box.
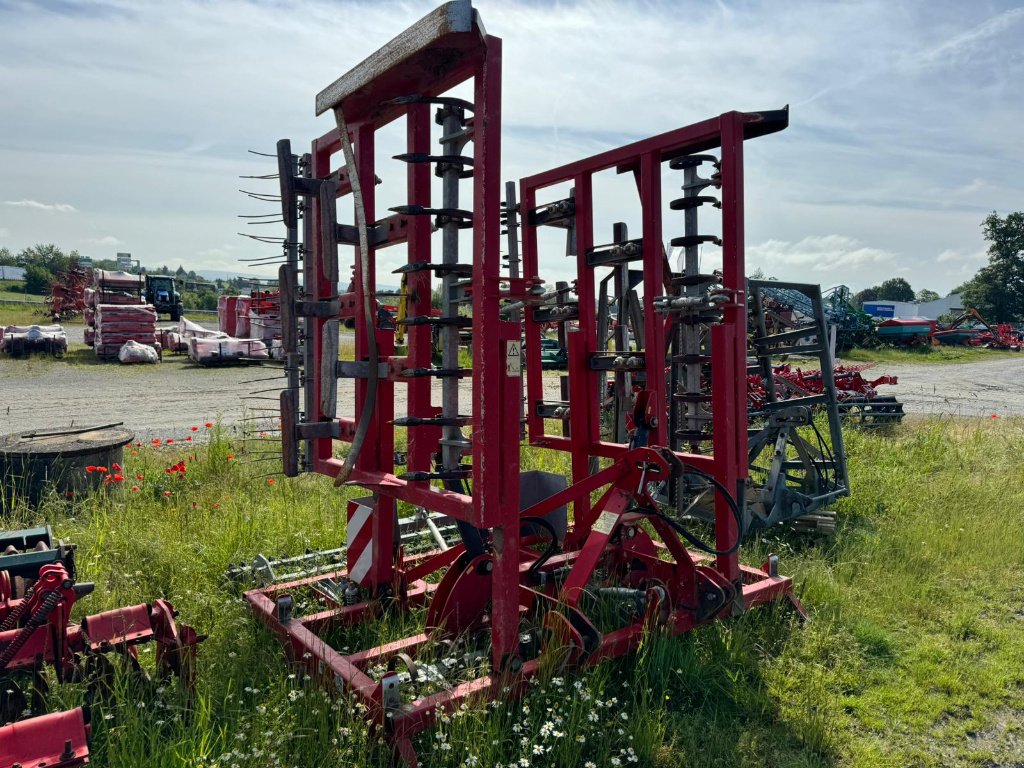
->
[918,293,963,319]
[863,293,962,320]
[0,265,25,281]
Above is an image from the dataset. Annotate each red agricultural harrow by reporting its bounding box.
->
[0,526,202,767]
[48,263,92,321]
[247,2,803,763]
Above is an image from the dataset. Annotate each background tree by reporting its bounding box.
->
[852,287,877,307]
[23,262,53,294]
[875,277,914,302]
[953,212,1024,321]
[0,247,15,267]
[915,289,940,303]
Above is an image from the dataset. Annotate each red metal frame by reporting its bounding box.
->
[247,4,799,764]
[0,707,90,767]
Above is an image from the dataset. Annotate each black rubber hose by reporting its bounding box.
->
[640,465,746,556]
[520,515,560,579]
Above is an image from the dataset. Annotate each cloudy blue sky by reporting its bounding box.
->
[0,0,1021,294]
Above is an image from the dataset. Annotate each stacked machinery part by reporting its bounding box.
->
[255,2,803,764]
[0,527,203,765]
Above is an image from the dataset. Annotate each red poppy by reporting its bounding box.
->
[86,465,97,473]
[205,422,214,429]
[163,490,173,497]
[96,466,108,473]
[136,473,144,481]
[191,426,199,432]
[213,503,220,509]
[226,455,234,461]
[130,485,140,492]
[166,439,175,444]
[152,439,161,445]
[112,463,122,471]
[185,436,193,442]
[113,474,124,482]
[134,442,142,447]
[266,478,276,485]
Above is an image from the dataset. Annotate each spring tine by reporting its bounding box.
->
[238,376,288,385]
[238,212,284,219]
[248,149,277,157]
[239,173,279,179]
[241,396,285,402]
[239,189,282,200]
[236,233,286,243]
[246,219,285,225]
[248,386,296,395]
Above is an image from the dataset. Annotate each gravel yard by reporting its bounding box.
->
[3,325,1024,442]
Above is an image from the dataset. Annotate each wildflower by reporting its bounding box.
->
[213,503,221,509]
[163,490,173,497]
[191,426,199,432]
[585,763,596,768]
[226,455,234,461]
[96,466,108,473]
[152,439,161,445]
[112,462,122,471]
[113,474,124,482]
[136,473,145,481]
[205,422,214,428]
[86,465,97,473]
[267,478,276,485]
[166,438,174,444]
[186,436,193,442]
[131,485,140,492]
[610,759,621,767]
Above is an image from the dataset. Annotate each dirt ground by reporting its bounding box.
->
[3,327,1024,442]
[866,356,1024,418]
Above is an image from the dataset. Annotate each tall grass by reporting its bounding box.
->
[5,417,1024,766]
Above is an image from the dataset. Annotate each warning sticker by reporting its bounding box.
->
[506,340,522,376]
[592,510,619,536]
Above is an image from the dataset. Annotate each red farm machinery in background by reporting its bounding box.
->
[245,2,803,763]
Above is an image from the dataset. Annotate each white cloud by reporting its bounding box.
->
[0,227,9,239]
[749,234,897,274]
[4,199,78,213]
[84,235,122,246]
[936,248,985,264]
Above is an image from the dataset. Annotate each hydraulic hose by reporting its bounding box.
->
[333,107,378,487]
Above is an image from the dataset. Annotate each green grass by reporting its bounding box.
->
[842,345,1021,365]
[4,418,1024,766]
[0,303,54,327]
